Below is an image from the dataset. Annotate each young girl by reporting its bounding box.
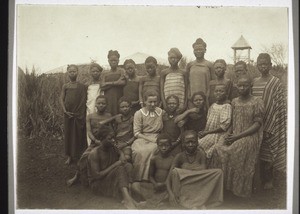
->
[208,59,232,106]
[229,61,248,101]
[252,53,286,189]
[198,84,232,159]
[60,64,87,165]
[123,59,141,114]
[139,56,161,106]
[175,91,207,133]
[86,62,103,145]
[162,95,182,156]
[211,76,264,197]
[101,50,126,115]
[186,38,215,98]
[113,97,136,162]
[160,48,188,112]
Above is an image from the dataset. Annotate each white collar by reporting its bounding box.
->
[140,107,162,117]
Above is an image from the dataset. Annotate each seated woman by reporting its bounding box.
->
[166,130,223,209]
[131,90,163,182]
[211,76,264,198]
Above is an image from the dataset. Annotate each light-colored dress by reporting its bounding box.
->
[198,103,232,158]
[211,96,264,197]
[132,107,163,181]
[252,76,287,171]
[86,83,101,145]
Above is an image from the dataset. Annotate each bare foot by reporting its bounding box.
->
[65,157,72,165]
[66,176,78,187]
[264,181,274,190]
[123,200,137,209]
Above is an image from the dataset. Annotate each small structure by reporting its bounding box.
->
[231,35,252,64]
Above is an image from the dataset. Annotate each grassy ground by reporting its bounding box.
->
[16,134,287,210]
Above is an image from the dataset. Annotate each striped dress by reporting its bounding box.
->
[252,76,287,171]
[162,69,186,110]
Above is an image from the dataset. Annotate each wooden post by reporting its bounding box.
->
[233,49,236,64]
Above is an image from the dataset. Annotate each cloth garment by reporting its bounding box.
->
[63,82,87,161]
[211,96,264,197]
[131,108,163,181]
[198,103,232,158]
[252,76,287,171]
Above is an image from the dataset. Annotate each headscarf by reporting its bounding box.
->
[192,38,207,49]
[168,47,183,60]
[107,50,120,59]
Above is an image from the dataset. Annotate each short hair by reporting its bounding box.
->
[156,133,172,144]
[96,125,115,141]
[145,56,158,65]
[118,96,132,107]
[123,59,136,67]
[107,50,120,59]
[237,74,253,85]
[213,59,227,67]
[214,83,228,91]
[166,95,179,105]
[89,63,103,72]
[192,38,207,49]
[191,91,206,103]
[96,95,108,103]
[182,130,198,141]
[168,48,182,60]
[235,61,247,70]
[67,64,78,71]
[257,53,271,63]
[143,90,159,102]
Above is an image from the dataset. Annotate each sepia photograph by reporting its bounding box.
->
[11,1,295,213]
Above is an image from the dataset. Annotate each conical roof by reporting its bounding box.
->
[231,35,252,50]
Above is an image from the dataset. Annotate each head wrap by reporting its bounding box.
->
[213,59,227,67]
[123,59,136,67]
[257,53,271,63]
[168,48,183,60]
[192,38,207,49]
[145,56,158,65]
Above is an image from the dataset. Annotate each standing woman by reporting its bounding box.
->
[101,50,126,115]
[60,64,87,165]
[252,53,287,189]
[131,90,163,182]
[186,38,214,98]
[123,59,141,114]
[160,48,188,112]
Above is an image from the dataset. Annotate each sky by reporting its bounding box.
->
[16,4,289,73]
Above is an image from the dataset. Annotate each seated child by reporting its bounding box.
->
[131,133,174,208]
[113,97,136,162]
[174,91,207,133]
[166,130,223,209]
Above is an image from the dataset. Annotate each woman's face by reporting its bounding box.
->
[237,79,252,96]
[257,58,271,75]
[214,62,226,78]
[193,44,206,59]
[125,63,136,77]
[214,85,227,102]
[234,64,247,78]
[108,55,119,70]
[90,67,101,80]
[192,94,205,109]
[168,52,180,67]
[145,95,158,112]
[67,66,78,81]
[145,62,157,76]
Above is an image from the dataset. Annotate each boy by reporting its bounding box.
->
[167,130,223,209]
[132,133,174,208]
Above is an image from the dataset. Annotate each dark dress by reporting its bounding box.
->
[185,104,207,132]
[123,76,140,114]
[63,82,87,161]
[101,68,125,115]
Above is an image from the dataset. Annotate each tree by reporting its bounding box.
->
[261,43,288,67]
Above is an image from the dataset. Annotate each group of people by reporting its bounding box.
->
[60,37,287,209]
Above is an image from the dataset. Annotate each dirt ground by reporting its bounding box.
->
[16,134,287,210]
